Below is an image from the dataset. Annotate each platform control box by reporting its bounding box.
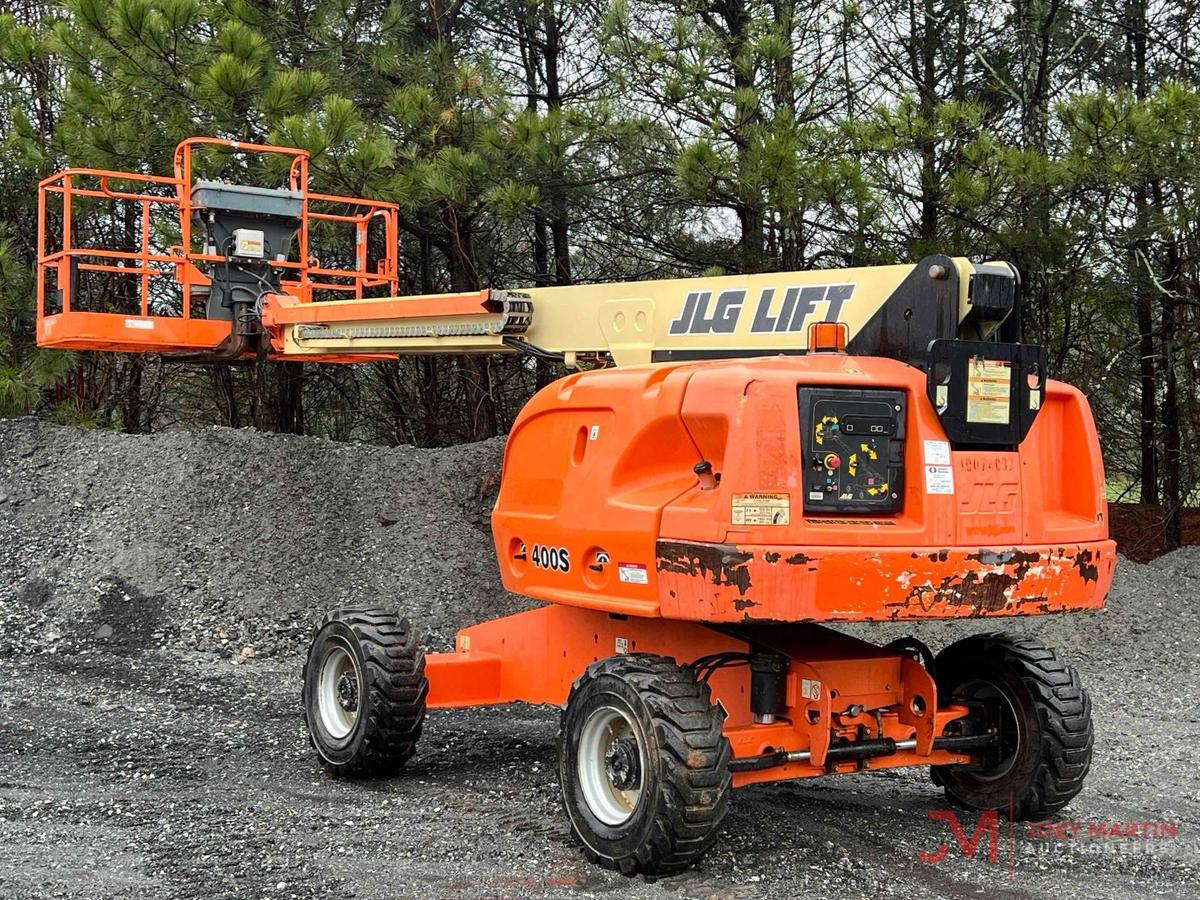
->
[799,387,906,514]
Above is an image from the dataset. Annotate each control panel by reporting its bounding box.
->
[799,387,906,514]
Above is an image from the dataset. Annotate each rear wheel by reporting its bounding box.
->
[302,608,427,776]
[559,653,732,877]
[932,633,1092,819]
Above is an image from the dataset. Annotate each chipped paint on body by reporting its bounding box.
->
[654,539,1116,623]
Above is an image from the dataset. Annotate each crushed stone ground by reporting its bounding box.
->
[0,419,1197,899]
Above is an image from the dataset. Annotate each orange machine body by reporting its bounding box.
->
[412,352,1115,781]
[425,603,979,788]
[490,354,1115,625]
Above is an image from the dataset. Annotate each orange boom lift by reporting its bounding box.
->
[37,139,1115,875]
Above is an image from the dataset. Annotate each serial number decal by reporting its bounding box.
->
[667,283,855,336]
[531,544,571,573]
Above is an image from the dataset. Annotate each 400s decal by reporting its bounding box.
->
[530,543,571,573]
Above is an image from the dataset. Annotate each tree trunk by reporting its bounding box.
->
[120,357,145,433]
[542,0,572,286]
[1129,0,1160,508]
[1157,189,1182,548]
[915,0,939,249]
[210,365,240,427]
[718,0,763,273]
[270,361,306,435]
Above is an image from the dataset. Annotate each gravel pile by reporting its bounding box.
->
[1,419,1197,900]
[0,418,525,660]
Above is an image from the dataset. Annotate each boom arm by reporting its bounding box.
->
[259,255,1018,369]
[35,138,1019,368]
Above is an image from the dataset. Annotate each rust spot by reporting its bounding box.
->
[656,541,753,594]
[953,571,1017,612]
[927,549,950,562]
[764,551,781,563]
[966,548,1041,580]
[906,570,1017,614]
[733,597,759,611]
[1072,549,1099,583]
[785,552,812,565]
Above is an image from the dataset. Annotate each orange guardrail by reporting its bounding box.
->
[36,137,400,354]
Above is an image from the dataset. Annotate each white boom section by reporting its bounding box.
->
[263,257,1011,368]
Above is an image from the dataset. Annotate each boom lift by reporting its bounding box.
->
[37,139,1115,875]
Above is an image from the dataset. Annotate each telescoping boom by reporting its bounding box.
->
[256,254,1019,369]
[37,139,1015,368]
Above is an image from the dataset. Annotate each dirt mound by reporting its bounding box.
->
[0,418,526,658]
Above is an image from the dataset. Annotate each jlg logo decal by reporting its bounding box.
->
[667,284,855,335]
[531,544,571,573]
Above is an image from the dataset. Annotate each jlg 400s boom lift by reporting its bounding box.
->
[37,140,1115,875]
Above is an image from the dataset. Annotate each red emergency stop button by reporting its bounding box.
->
[824,453,841,470]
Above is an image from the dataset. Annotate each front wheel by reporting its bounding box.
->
[558,653,732,877]
[932,633,1093,819]
[302,608,428,776]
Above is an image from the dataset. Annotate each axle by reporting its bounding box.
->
[728,733,999,773]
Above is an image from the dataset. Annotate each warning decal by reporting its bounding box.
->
[618,562,648,584]
[924,465,955,495]
[966,358,1012,424]
[923,439,951,466]
[731,492,791,525]
[922,439,954,495]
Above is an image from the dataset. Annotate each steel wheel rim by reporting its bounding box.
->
[957,677,1021,780]
[577,705,645,826]
[318,645,360,740]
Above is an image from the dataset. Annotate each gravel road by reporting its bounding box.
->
[1,420,1197,899]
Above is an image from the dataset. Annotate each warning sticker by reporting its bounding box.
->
[925,465,955,495]
[800,678,821,701]
[731,492,790,526]
[124,318,154,330]
[923,439,951,466]
[966,358,1012,424]
[618,562,648,585]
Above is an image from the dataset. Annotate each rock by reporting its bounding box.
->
[232,646,255,665]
